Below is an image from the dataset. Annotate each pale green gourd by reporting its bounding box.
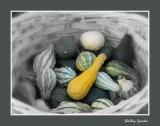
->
[51,101,92,114]
[95,72,120,92]
[91,98,114,110]
[55,67,77,86]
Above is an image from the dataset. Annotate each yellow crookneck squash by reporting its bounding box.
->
[67,53,107,100]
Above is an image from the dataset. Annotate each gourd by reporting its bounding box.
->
[49,86,70,108]
[57,59,77,70]
[80,31,105,50]
[37,67,56,99]
[98,45,115,61]
[51,101,92,114]
[33,44,56,74]
[106,60,138,81]
[55,67,77,86]
[76,51,96,71]
[55,36,79,59]
[113,34,135,67]
[91,98,114,110]
[82,87,110,105]
[67,53,107,100]
[117,76,139,99]
[95,72,120,92]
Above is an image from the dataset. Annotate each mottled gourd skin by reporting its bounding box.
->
[113,34,135,68]
[106,60,137,81]
[67,53,107,100]
[55,67,77,86]
[55,36,78,59]
[76,51,96,71]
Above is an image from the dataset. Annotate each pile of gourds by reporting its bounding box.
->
[13,31,140,114]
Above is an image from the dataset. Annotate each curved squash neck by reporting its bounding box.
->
[92,53,107,71]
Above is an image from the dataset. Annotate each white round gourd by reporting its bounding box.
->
[80,31,105,50]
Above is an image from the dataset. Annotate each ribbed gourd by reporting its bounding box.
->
[55,67,77,86]
[95,72,120,92]
[106,60,138,82]
[91,98,114,110]
[51,101,92,114]
[33,44,56,74]
[76,51,96,71]
[37,67,56,99]
[67,53,107,100]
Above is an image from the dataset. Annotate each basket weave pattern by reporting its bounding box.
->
[11,12,149,115]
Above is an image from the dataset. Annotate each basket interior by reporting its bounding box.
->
[11,12,149,114]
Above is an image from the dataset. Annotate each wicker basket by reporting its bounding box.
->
[11,11,149,115]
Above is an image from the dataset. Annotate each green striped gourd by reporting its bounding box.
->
[95,72,120,92]
[55,67,77,86]
[37,67,56,99]
[76,51,96,71]
[91,98,114,110]
[51,101,92,114]
[33,44,56,74]
[106,60,137,81]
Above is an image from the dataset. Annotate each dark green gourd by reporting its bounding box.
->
[82,87,110,105]
[57,59,77,70]
[113,34,135,67]
[55,36,79,59]
[49,86,70,108]
[98,45,115,61]
[100,67,106,72]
